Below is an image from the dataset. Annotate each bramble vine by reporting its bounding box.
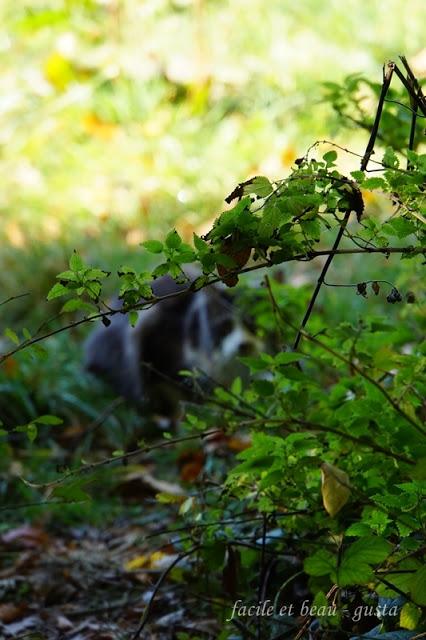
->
[1,58,425,638]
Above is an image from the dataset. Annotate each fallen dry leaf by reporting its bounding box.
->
[1,525,50,549]
[124,550,179,572]
[321,462,351,517]
[0,603,27,624]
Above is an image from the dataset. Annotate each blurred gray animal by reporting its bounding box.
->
[84,273,259,419]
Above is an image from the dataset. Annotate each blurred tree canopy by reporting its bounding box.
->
[1,0,426,251]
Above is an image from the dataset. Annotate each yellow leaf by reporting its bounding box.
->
[361,188,378,204]
[82,113,118,140]
[400,602,421,630]
[321,462,351,517]
[124,550,170,572]
[280,145,297,167]
[44,52,73,91]
[124,554,149,571]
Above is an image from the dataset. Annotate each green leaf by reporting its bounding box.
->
[192,275,209,290]
[152,263,170,278]
[300,219,321,240]
[142,240,163,254]
[85,281,101,300]
[47,283,69,300]
[193,233,209,254]
[407,150,426,170]
[61,298,94,313]
[343,536,392,565]
[69,251,84,271]
[56,270,78,282]
[52,484,91,502]
[165,229,182,249]
[280,194,320,217]
[410,566,426,606]
[253,380,274,396]
[383,217,417,239]
[129,311,138,327]
[304,549,335,577]
[378,560,422,596]
[337,560,373,586]
[350,170,365,182]
[29,343,48,360]
[4,327,20,345]
[174,249,196,264]
[382,147,399,168]
[274,352,303,365]
[399,602,421,630]
[209,197,251,238]
[168,261,184,279]
[259,204,282,240]
[243,176,273,197]
[362,177,388,190]
[323,150,337,166]
[85,268,109,280]
[27,423,38,442]
[139,284,153,299]
[118,265,135,275]
[311,591,331,617]
[231,376,242,395]
[34,415,63,425]
[345,522,372,537]
[337,536,392,586]
[239,356,268,372]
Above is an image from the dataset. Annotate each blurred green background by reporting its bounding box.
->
[1,0,426,316]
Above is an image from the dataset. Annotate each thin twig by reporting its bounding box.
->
[264,276,424,437]
[130,545,201,639]
[0,246,421,367]
[323,278,394,289]
[301,330,426,436]
[257,514,267,639]
[144,511,308,541]
[238,416,414,465]
[292,211,350,350]
[21,428,222,490]
[73,397,125,445]
[0,499,87,512]
[0,292,30,307]
[384,98,425,117]
[293,61,396,351]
